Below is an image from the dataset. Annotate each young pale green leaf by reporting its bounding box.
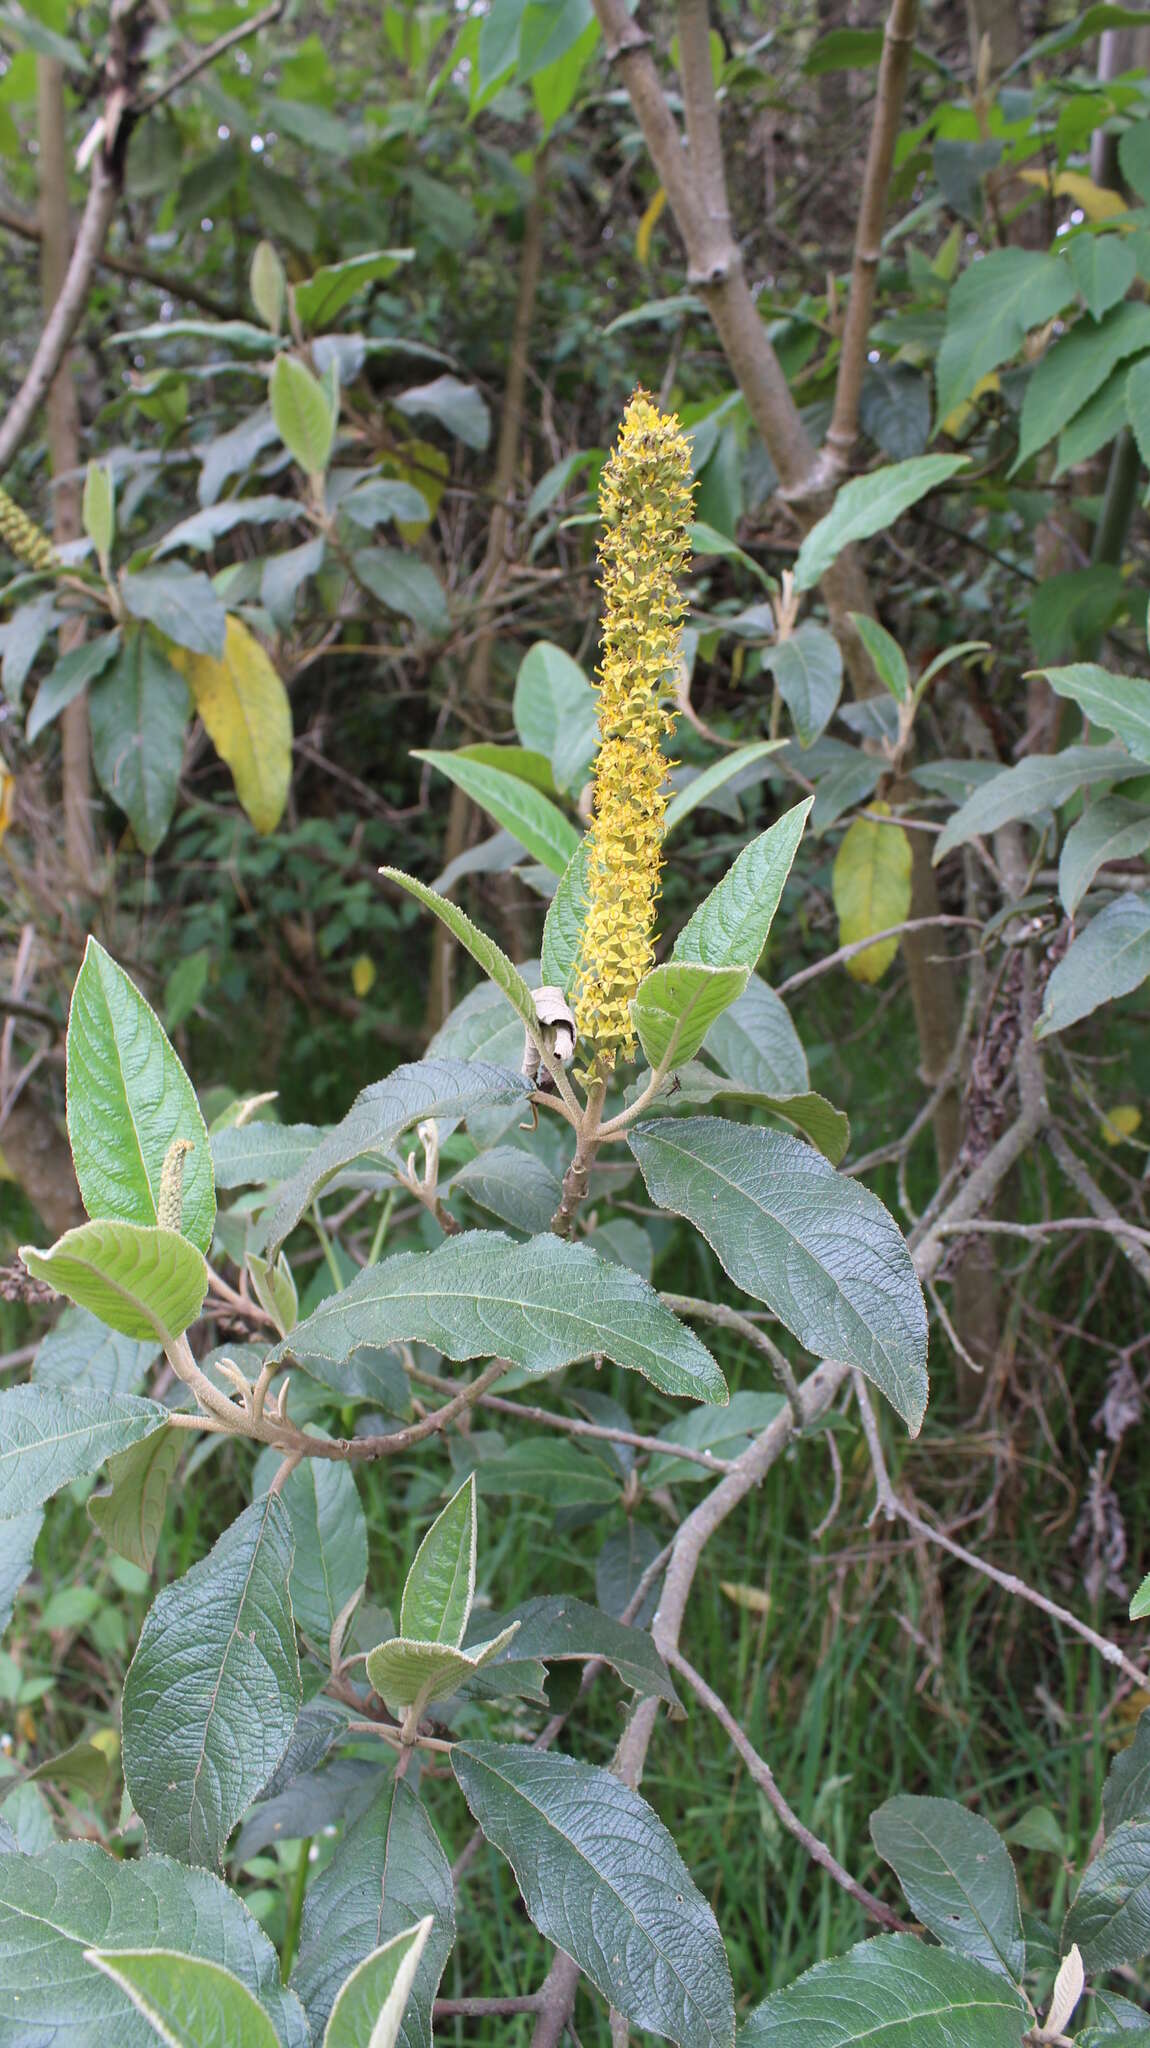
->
[25,630,121,743]
[629,1118,927,1433]
[88,1425,183,1572]
[119,566,227,659]
[763,621,843,744]
[663,740,784,833]
[673,800,812,970]
[933,746,1137,862]
[85,1949,281,2048]
[1038,663,1150,763]
[270,352,336,474]
[541,835,589,995]
[935,247,1070,422]
[81,462,115,562]
[122,1493,301,1868]
[0,1840,310,2047]
[323,1919,433,2048]
[21,1220,208,1344]
[631,962,750,1072]
[849,612,909,702]
[252,1447,367,1644]
[643,1063,849,1165]
[263,1055,528,1253]
[382,867,540,1031]
[1036,893,1150,1038]
[474,1594,679,1706]
[414,750,579,876]
[740,1933,1028,2045]
[250,239,286,332]
[1063,1820,1150,1970]
[89,629,191,853]
[871,1796,1025,1982]
[453,1742,735,2048]
[794,457,967,592]
[400,1474,476,1648]
[272,1230,725,1403]
[1059,798,1150,916]
[67,936,215,1253]
[291,1776,455,2045]
[0,1385,166,1516]
[365,1622,519,1716]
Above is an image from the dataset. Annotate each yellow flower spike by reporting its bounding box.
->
[574,390,694,1064]
[0,485,57,575]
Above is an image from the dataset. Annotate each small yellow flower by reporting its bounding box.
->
[574,391,693,1063]
[0,486,56,575]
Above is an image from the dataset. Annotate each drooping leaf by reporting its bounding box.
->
[1038,664,1150,763]
[400,1474,476,1648]
[644,1389,786,1487]
[673,800,812,970]
[0,1390,165,1534]
[832,806,913,984]
[155,496,300,558]
[1064,1821,1150,1970]
[414,750,579,877]
[541,835,589,995]
[122,1493,301,1867]
[21,1221,208,1344]
[1058,798,1150,916]
[25,631,121,743]
[85,1949,281,2048]
[88,629,191,853]
[453,1742,735,2048]
[629,1118,927,1432]
[170,615,292,834]
[933,746,1137,862]
[272,1230,725,1402]
[323,1919,433,2048]
[1039,893,1150,1037]
[763,622,843,745]
[632,962,750,1072]
[88,1426,183,1571]
[340,479,430,531]
[740,1933,1029,2046]
[870,1796,1025,1982]
[67,936,215,1253]
[291,1776,455,2047]
[794,457,968,592]
[935,248,1070,423]
[270,352,336,473]
[353,549,449,636]
[1103,1710,1150,1832]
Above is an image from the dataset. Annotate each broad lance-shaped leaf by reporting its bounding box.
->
[933,745,1136,862]
[67,937,215,1252]
[401,1474,476,1647]
[663,739,785,832]
[170,615,292,835]
[383,867,540,1034]
[365,1622,520,1718]
[88,629,189,856]
[414,749,579,876]
[794,456,968,592]
[870,1796,1025,1982]
[646,1062,849,1166]
[324,1920,433,2048]
[453,1742,735,2048]
[273,1230,725,1403]
[629,1118,927,1433]
[541,835,589,996]
[0,1386,167,1516]
[673,799,812,970]
[1058,798,1150,918]
[1039,662,1150,764]
[85,1949,281,2048]
[705,972,809,1096]
[0,1840,310,2046]
[740,1934,1029,2046]
[1036,893,1150,1038]
[122,1493,301,1868]
[631,962,750,1072]
[263,1057,529,1253]
[252,1445,367,1643]
[21,1219,208,1343]
[291,1776,455,2047]
[88,1425,183,1572]
[1063,1820,1150,1970]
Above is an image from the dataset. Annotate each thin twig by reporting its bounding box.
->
[776,916,981,996]
[135,0,284,112]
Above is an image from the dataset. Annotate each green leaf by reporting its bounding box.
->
[28,1739,112,1799]
[475,1439,620,1506]
[270,353,336,474]
[401,1474,476,1648]
[393,375,490,451]
[796,458,968,594]
[67,936,216,1254]
[291,1776,455,2045]
[263,1056,528,1254]
[1038,663,1150,763]
[154,495,300,558]
[1121,120,1150,202]
[663,741,785,832]
[513,641,598,792]
[382,868,540,1035]
[0,1841,310,2046]
[89,630,191,853]
[644,1389,786,1487]
[1015,302,1150,470]
[122,1494,301,1867]
[476,1593,679,1705]
[690,518,771,589]
[848,613,909,702]
[740,1933,1029,2045]
[120,566,227,659]
[365,1622,520,1715]
[1058,362,1131,472]
[113,318,275,355]
[340,479,430,531]
[705,973,809,1095]
[293,250,412,332]
[35,1305,158,1395]
[353,549,449,636]
[323,1919,433,2048]
[25,630,120,743]
[1058,798,1150,916]
[414,750,579,876]
[20,1221,208,1344]
[88,1426,183,1572]
[541,836,589,995]
[871,1796,1025,1981]
[212,1122,325,1191]
[1103,1709,1150,1830]
[936,248,1070,424]
[250,239,286,333]
[763,621,843,743]
[452,1742,735,2048]
[673,800,812,969]
[85,1948,281,2048]
[1036,893,1150,1037]
[455,742,557,795]
[629,1118,927,1432]
[81,461,115,562]
[933,746,1137,862]
[450,1146,562,1233]
[1068,232,1136,321]
[273,1230,725,1403]
[1064,1820,1150,1969]
[646,1063,849,1165]
[632,962,750,1071]
[0,1510,42,1634]
[0,1386,166,1516]
[1131,1575,1150,1622]
[1127,355,1150,467]
[3,595,60,710]
[253,1449,367,1645]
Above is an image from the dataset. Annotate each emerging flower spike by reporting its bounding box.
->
[0,485,57,575]
[575,390,693,1064]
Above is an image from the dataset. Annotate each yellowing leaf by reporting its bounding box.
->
[1019,168,1128,224]
[0,1144,14,1181]
[351,953,376,998]
[173,616,291,835]
[636,186,667,267]
[942,371,1000,439]
[720,1582,770,1615]
[383,439,448,541]
[1101,1103,1141,1146]
[832,801,913,985]
[0,763,14,844]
